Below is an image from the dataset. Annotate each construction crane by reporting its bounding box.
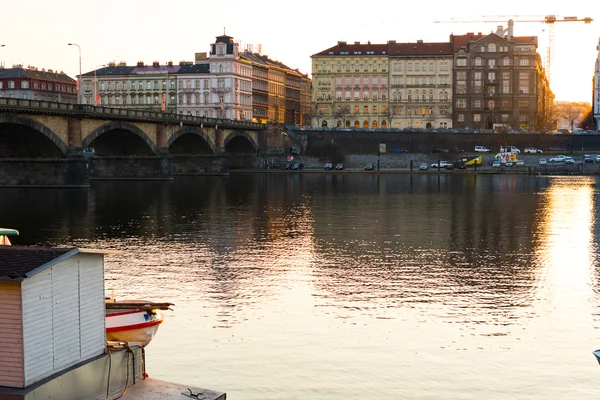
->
[434,15,593,84]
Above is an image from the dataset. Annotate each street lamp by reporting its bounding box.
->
[94,65,106,106]
[68,43,81,104]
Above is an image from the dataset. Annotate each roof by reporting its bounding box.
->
[177,64,210,74]
[388,42,453,56]
[81,65,136,77]
[312,42,389,57]
[0,246,78,281]
[450,33,486,53]
[0,67,76,83]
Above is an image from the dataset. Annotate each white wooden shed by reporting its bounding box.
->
[0,246,107,389]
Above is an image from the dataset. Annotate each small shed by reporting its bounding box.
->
[0,246,107,389]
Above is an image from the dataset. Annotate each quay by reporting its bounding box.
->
[0,239,225,400]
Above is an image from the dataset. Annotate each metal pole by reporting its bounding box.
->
[68,43,81,104]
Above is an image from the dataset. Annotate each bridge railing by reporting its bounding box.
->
[0,97,265,130]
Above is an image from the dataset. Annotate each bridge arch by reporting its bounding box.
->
[168,126,216,154]
[83,121,158,155]
[224,130,258,153]
[0,114,68,156]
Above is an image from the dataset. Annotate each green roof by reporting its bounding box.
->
[0,228,19,236]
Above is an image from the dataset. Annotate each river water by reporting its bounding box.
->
[2,173,600,399]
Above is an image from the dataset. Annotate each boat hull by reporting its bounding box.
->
[105,308,164,347]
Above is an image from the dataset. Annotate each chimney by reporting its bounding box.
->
[137,61,144,67]
[167,60,173,66]
[195,52,208,63]
[152,61,160,67]
[387,40,396,44]
[354,41,360,45]
[337,41,346,45]
[118,61,126,66]
[417,40,423,43]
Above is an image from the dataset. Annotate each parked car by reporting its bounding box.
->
[474,146,491,152]
[491,160,501,168]
[596,155,600,163]
[584,155,594,163]
[430,161,451,168]
[448,147,464,153]
[335,163,344,170]
[539,158,547,165]
[364,163,375,171]
[324,163,333,170]
[291,163,304,170]
[389,148,408,153]
[419,163,429,170]
[282,162,292,170]
[524,147,543,154]
[564,156,575,164]
[549,155,567,163]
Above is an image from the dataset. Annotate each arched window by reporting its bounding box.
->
[337,120,342,127]
[381,120,387,128]
[443,92,449,101]
[345,121,351,128]
[354,120,360,128]
[408,90,412,101]
[322,121,328,127]
[488,43,496,52]
[429,91,434,101]
[474,57,483,66]
[372,121,378,128]
[421,90,426,101]
[363,120,369,128]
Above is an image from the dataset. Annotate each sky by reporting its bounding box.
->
[1,0,598,103]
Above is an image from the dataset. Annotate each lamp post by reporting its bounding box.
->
[68,43,81,104]
[94,65,105,106]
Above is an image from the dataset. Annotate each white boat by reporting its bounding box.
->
[105,298,173,347]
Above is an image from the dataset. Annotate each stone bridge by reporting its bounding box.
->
[0,98,286,186]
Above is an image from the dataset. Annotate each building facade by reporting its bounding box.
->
[311,41,389,128]
[311,31,552,131]
[79,34,309,124]
[388,40,453,129]
[0,65,76,103]
[450,31,547,131]
[594,38,600,131]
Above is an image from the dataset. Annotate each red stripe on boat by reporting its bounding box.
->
[106,319,163,333]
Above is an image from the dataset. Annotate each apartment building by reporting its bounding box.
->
[0,65,76,103]
[450,29,548,130]
[388,40,454,129]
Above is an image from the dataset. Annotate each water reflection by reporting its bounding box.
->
[3,174,600,399]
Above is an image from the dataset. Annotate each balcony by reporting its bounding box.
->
[211,87,231,93]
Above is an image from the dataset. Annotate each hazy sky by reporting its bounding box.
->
[1,0,598,102]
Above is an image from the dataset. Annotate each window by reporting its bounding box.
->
[488,43,496,52]
[501,114,509,122]
[488,72,496,82]
[354,105,359,113]
[456,98,466,108]
[488,59,496,68]
[502,57,510,66]
[0,82,3,89]
[473,99,482,108]
[502,80,510,94]
[364,106,368,114]
[519,58,530,66]
[488,100,495,109]
[456,58,467,67]
[373,105,377,113]
[22,81,29,89]
[458,113,464,122]
[8,81,14,89]
[474,114,481,122]
[519,100,530,108]
[147,81,151,89]
[474,57,483,66]
[502,100,510,108]
[488,86,496,95]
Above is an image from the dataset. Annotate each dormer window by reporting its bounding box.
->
[217,45,225,56]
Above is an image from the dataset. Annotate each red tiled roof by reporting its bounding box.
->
[451,33,486,52]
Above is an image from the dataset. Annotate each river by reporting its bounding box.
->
[2,173,600,399]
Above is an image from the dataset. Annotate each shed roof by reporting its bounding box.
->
[0,246,78,281]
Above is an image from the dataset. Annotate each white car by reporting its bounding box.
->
[524,147,543,154]
[549,155,566,163]
[539,158,547,165]
[430,161,451,168]
[474,146,491,153]
[564,156,575,164]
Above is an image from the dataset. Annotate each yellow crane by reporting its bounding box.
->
[434,15,593,84]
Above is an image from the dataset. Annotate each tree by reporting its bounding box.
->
[556,102,590,132]
[307,104,325,127]
[534,102,559,132]
[580,109,597,131]
[332,105,350,127]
